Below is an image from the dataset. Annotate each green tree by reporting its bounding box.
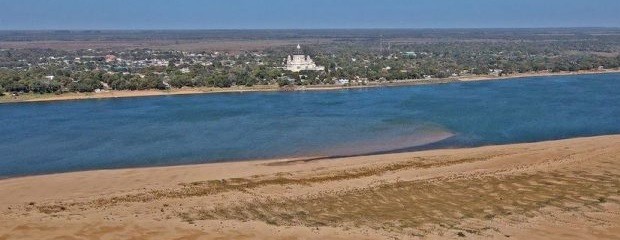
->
[169,74,193,88]
[68,78,102,92]
[235,70,255,87]
[277,77,290,87]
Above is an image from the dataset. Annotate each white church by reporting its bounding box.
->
[285,44,325,72]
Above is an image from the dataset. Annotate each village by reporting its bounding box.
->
[1,30,620,96]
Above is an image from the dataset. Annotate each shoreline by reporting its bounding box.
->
[1,69,619,104]
[0,134,614,181]
[1,135,619,239]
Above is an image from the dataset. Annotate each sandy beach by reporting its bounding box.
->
[2,69,619,104]
[1,135,619,239]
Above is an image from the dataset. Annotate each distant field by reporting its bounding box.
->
[1,28,619,51]
[0,39,329,51]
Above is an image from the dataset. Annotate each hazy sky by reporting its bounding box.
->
[1,0,619,30]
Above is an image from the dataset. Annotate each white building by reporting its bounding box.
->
[489,69,503,76]
[285,45,325,72]
[336,79,350,85]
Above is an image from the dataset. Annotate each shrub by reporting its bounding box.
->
[169,74,194,88]
[68,79,102,92]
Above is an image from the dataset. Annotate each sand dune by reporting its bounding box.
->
[1,135,619,239]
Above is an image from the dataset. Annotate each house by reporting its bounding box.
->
[403,52,417,57]
[105,55,117,63]
[489,69,503,76]
[336,79,350,85]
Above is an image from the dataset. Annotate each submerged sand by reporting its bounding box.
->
[1,135,619,239]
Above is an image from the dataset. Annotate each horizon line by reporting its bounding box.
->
[1,27,620,32]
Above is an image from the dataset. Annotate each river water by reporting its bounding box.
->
[1,73,619,177]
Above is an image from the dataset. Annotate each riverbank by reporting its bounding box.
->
[1,69,619,104]
[1,135,619,239]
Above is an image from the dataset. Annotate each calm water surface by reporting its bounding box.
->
[1,74,619,177]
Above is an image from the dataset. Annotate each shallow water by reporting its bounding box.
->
[1,73,620,177]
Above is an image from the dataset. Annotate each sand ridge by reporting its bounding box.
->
[1,135,619,239]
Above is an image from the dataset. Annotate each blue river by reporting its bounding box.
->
[1,73,619,177]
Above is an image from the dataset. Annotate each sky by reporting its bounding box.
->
[0,0,619,30]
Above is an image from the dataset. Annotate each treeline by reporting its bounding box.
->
[0,65,287,95]
[0,69,102,94]
[2,53,619,95]
[303,41,620,81]
[2,37,620,95]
